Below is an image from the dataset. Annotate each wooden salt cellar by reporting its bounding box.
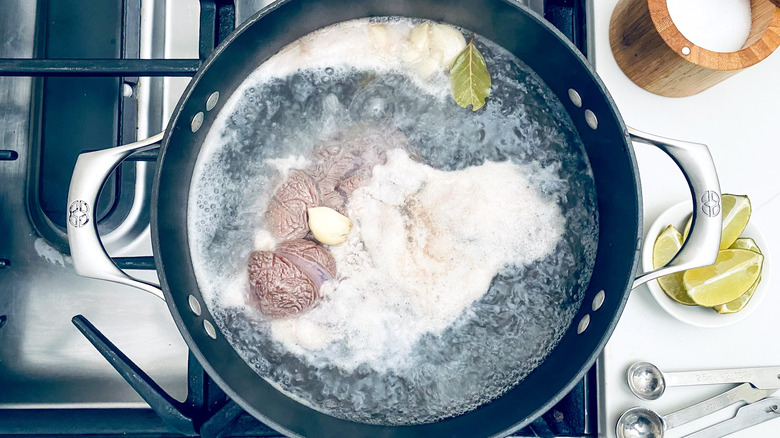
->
[609,0,780,97]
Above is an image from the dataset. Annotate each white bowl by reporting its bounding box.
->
[641,201,771,328]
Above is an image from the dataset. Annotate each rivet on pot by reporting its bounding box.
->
[206,91,220,111]
[122,82,134,98]
[568,88,582,107]
[592,290,606,312]
[188,295,202,316]
[203,320,217,339]
[577,314,591,334]
[191,112,204,132]
[584,109,598,130]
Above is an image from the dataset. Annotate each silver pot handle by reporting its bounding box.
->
[67,130,718,295]
[66,133,166,300]
[629,127,722,289]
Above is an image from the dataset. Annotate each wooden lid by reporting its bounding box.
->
[648,0,780,71]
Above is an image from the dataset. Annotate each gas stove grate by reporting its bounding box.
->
[0,0,595,436]
[0,314,594,437]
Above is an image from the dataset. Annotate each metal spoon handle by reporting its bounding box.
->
[664,366,780,390]
[684,398,780,438]
[663,383,776,429]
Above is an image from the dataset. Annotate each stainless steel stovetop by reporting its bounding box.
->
[0,1,593,436]
[0,0,287,408]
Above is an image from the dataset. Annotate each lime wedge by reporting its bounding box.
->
[683,194,751,250]
[652,225,695,305]
[712,276,761,314]
[729,237,760,254]
[713,239,763,314]
[719,195,751,249]
[682,249,764,307]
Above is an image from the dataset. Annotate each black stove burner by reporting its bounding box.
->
[0,0,595,436]
[64,314,596,438]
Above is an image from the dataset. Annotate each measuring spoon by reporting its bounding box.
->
[616,383,777,438]
[686,397,780,438]
[627,361,780,401]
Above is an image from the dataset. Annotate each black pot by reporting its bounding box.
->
[67,1,722,436]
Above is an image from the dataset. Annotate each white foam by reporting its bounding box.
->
[265,154,311,180]
[244,19,452,100]
[270,149,565,371]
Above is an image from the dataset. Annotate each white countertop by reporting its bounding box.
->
[592,1,780,437]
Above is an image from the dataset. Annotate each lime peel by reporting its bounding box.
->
[713,238,764,313]
[682,194,751,250]
[652,225,696,305]
[682,249,764,307]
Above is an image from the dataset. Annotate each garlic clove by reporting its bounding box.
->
[403,22,466,74]
[429,23,467,69]
[307,206,353,245]
[402,22,432,64]
[416,49,444,78]
[367,23,397,58]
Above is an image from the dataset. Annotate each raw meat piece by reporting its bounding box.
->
[252,124,408,318]
[247,250,319,318]
[311,126,397,201]
[277,239,337,287]
[266,169,320,240]
[265,124,405,240]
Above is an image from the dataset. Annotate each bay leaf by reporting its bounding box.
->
[449,38,492,111]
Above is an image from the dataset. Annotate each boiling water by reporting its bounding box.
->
[188,18,598,425]
[271,150,566,372]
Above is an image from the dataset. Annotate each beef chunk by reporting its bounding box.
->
[277,239,337,287]
[247,250,318,318]
[265,124,405,241]
[266,169,320,240]
[247,239,337,318]
[311,127,393,201]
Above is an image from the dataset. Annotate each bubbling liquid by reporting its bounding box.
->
[188,18,598,425]
[271,150,566,372]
